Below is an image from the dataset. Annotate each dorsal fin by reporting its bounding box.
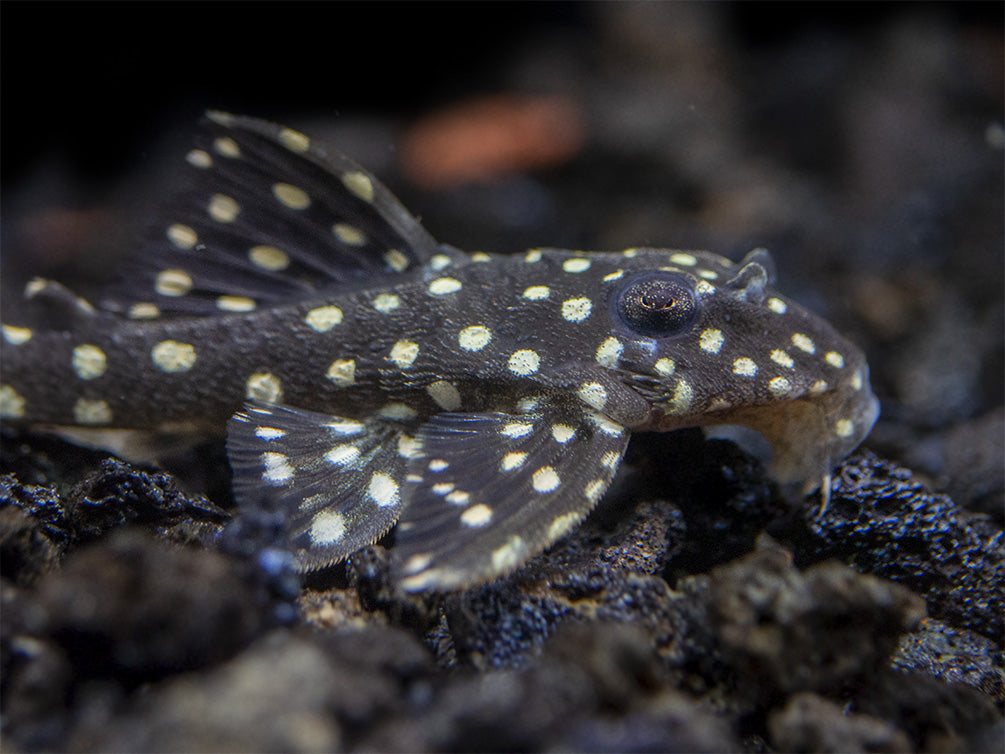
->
[103,112,446,318]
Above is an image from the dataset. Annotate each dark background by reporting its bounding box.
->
[1,5,1002,749]
[1,3,999,180]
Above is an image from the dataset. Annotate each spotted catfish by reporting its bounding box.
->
[0,112,878,590]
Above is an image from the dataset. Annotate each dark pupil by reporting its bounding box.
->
[618,275,697,337]
[642,292,673,310]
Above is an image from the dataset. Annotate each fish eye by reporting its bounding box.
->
[614,272,698,337]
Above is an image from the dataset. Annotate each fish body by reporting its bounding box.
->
[0,113,878,590]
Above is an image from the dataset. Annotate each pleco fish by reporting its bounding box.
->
[0,112,879,591]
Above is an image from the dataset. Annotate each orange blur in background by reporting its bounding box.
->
[400,94,587,189]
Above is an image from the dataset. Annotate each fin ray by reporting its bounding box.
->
[393,405,631,591]
[227,402,411,571]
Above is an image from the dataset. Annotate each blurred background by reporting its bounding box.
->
[2,2,1002,516]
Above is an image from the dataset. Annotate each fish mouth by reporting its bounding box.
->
[715,390,878,492]
[646,377,880,493]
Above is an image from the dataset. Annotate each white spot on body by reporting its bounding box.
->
[577,381,607,411]
[588,412,624,436]
[771,349,795,368]
[72,344,107,380]
[458,325,493,351]
[501,422,533,439]
[128,303,161,320]
[249,245,290,271]
[695,280,716,296]
[272,182,311,210]
[304,305,343,332]
[584,478,606,502]
[595,336,624,367]
[547,512,581,541]
[151,340,197,373]
[667,380,693,414]
[524,249,543,263]
[768,376,793,396]
[654,358,676,377]
[2,325,32,345]
[325,444,361,467]
[155,269,193,297]
[208,194,240,223]
[603,270,625,282]
[430,254,452,270]
[388,340,419,369]
[669,253,697,266]
[601,450,620,468]
[341,171,374,202]
[767,298,788,314]
[185,149,212,168]
[246,373,283,403]
[262,452,294,484]
[278,127,310,153]
[500,452,528,471]
[384,249,409,272]
[532,466,561,493]
[426,380,461,410]
[0,385,26,419]
[835,418,855,438]
[551,423,576,443]
[446,490,471,506]
[372,293,401,313]
[73,398,112,425]
[213,136,240,158]
[699,328,725,354]
[562,258,591,273]
[326,418,365,435]
[206,111,235,126]
[428,459,450,472]
[809,380,829,395]
[402,553,433,575]
[368,472,400,507]
[507,349,540,376]
[397,434,419,459]
[216,295,256,312]
[309,511,346,545]
[379,402,418,420]
[428,277,462,295]
[255,427,285,440]
[167,223,198,249]
[851,370,864,391]
[23,281,49,301]
[733,357,758,377]
[791,333,816,354]
[825,351,845,368]
[516,396,543,413]
[461,504,493,528]
[326,359,356,387]
[522,285,550,300]
[333,223,366,246]
[561,297,593,322]
[491,536,527,574]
